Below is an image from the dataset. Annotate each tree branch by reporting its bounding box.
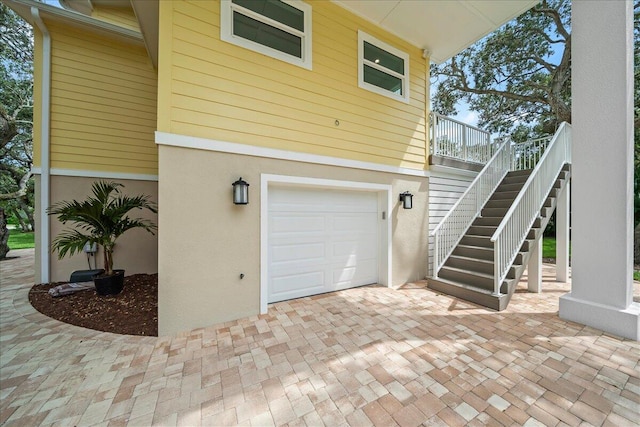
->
[450,59,548,105]
[534,5,570,40]
[525,55,556,72]
[0,170,32,200]
[530,27,565,44]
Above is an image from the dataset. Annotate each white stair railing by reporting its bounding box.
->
[490,123,572,295]
[431,137,512,277]
[511,136,553,170]
[430,112,493,164]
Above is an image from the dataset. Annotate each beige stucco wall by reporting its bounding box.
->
[158,145,429,336]
[37,175,158,283]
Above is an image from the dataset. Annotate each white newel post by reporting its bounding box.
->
[556,181,569,283]
[528,238,542,293]
[559,0,639,340]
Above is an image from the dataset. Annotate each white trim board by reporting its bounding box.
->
[31,167,159,182]
[429,164,480,179]
[156,131,430,178]
[260,174,393,314]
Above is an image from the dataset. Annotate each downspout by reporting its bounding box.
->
[31,7,51,283]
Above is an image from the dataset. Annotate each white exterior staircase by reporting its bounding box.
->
[430,123,572,310]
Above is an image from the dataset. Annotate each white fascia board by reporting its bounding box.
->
[155,131,430,178]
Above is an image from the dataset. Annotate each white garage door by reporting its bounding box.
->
[268,186,379,303]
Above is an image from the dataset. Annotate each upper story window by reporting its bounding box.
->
[358,31,410,103]
[221,0,312,70]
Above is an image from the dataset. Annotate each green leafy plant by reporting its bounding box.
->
[48,181,157,276]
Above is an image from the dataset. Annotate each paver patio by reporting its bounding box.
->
[1,249,639,426]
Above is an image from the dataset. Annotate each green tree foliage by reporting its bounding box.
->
[431,0,571,139]
[0,3,34,234]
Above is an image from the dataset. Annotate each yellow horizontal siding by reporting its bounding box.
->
[171,69,425,145]
[160,0,428,170]
[48,22,158,174]
[91,6,140,32]
[50,130,157,153]
[170,91,425,157]
[50,154,158,175]
[51,87,156,116]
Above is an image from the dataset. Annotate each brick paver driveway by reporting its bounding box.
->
[1,249,639,426]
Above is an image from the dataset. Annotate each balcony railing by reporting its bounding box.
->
[430,112,494,165]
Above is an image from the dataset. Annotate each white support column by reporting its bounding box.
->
[528,238,542,293]
[556,181,570,282]
[559,0,639,340]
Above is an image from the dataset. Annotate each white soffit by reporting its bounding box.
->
[333,0,540,64]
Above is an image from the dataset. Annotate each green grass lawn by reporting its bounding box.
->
[542,237,561,259]
[544,237,640,281]
[7,230,35,249]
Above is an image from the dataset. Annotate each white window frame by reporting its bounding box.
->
[221,0,312,70]
[358,30,410,103]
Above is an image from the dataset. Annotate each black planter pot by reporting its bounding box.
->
[94,269,125,296]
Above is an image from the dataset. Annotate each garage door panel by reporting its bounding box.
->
[331,240,378,262]
[333,213,378,232]
[271,271,325,299]
[271,242,325,263]
[332,259,378,288]
[270,215,326,234]
[271,188,378,213]
[270,189,331,212]
[268,186,379,304]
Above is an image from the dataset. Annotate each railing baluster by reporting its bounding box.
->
[431,137,512,277]
[429,113,492,164]
[490,123,571,292]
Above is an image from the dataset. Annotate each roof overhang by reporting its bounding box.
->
[127,0,539,69]
[333,0,540,63]
[8,0,539,69]
[59,0,158,68]
[4,0,144,47]
[130,0,158,68]
[59,0,132,15]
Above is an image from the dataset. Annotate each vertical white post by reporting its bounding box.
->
[431,113,437,157]
[462,124,467,162]
[528,238,542,293]
[556,180,570,282]
[559,0,639,340]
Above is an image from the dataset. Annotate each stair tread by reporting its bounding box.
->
[440,265,494,279]
[457,244,492,250]
[429,277,497,295]
[448,255,494,266]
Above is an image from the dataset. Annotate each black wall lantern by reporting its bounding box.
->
[232,177,249,205]
[399,191,413,209]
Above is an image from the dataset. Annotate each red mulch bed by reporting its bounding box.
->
[29,274,158,336]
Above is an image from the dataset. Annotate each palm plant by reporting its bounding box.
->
[48,180,157,276]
